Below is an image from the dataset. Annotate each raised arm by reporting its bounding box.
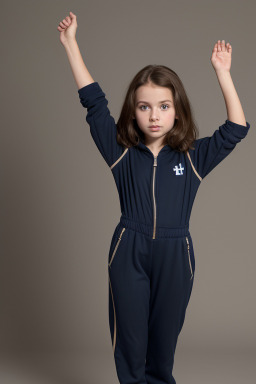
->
[57,12,126,169]
[57,11,94,89]
[211,40,246,126]
[188,40,250,181]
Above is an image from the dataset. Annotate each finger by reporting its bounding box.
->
[59,21,66,28]
[212,42,218,51]
[62,19,69,27]
[57,26,65,32]
[217,40,221,52]
[66,16,71,23]
[69,11,76,19]
[221,39,225,51]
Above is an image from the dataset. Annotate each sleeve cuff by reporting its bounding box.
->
[77,82,103,108]
[225,119,250,137]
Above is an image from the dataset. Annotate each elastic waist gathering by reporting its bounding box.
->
[119,215,189,239]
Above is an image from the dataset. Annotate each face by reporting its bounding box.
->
[134,83,178,146]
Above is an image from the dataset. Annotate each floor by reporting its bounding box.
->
[0,347,255,384]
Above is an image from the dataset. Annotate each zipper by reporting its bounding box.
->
[152,155,158,239]
[185,236,193,280]
[108,227,126,267]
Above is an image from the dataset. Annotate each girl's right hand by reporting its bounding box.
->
[57,11,78,46]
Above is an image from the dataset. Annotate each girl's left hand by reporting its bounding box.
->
[211,40,232,72]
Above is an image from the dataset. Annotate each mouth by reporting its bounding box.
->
[149,126,161,131]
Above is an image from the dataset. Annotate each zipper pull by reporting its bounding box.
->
[154,156,157,166]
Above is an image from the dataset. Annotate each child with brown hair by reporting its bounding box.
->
[58,11,250,384]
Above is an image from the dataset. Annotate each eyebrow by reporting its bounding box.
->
[136,100,172,105]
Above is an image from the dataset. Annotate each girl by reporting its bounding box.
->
[58,11,250,384]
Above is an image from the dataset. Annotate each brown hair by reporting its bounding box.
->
[116,64,199,152]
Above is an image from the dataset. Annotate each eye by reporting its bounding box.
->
[139,105,149,111]
[139,104,170,111]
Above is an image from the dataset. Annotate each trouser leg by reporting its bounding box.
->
[145,235,195,384]
[108,225,151,384]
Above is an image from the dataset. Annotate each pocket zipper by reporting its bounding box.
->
[185,236,193,280]
[108,227,126,267]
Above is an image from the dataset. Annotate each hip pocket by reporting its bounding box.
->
[108,227,126,268]
[185,236,194,280]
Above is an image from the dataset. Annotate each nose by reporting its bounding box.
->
[150,108,159,121]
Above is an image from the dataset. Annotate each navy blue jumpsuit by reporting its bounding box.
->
[78,81,250,384]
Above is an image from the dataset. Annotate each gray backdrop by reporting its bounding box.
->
[1,0,255,383]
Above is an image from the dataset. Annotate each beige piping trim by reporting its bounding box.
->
[186,151,202,181]
[110,148,129,170]
[108,227,126,267]
[185,236,194,280]
[108,273,117,353]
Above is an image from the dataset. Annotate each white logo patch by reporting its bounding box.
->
[173,163,184,175]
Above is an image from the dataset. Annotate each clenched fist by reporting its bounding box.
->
[57,11,78,46]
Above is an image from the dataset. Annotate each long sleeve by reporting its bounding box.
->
[192,119,250,180]
[78,82,125,168]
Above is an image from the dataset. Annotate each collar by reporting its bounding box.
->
[137,141,171,156]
